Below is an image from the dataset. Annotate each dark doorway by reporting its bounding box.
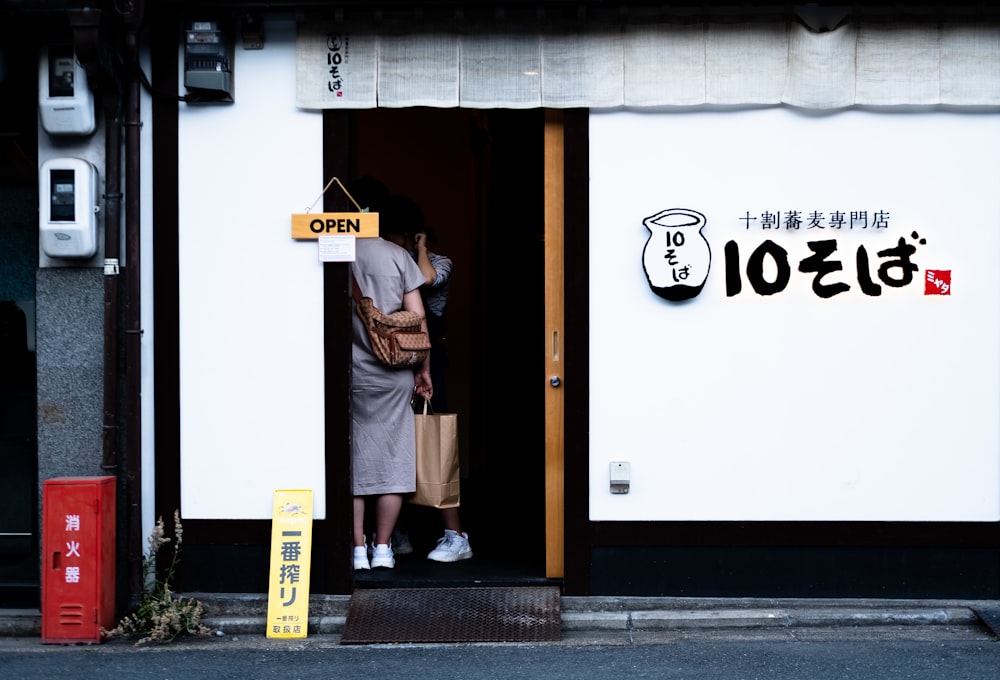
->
[351,108,550,587]
[0,23,41,608]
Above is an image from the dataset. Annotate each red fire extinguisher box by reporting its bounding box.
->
[41,476,116,644]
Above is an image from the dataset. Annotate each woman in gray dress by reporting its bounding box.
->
[350,235,432,570]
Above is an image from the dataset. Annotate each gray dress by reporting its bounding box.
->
[350,238,427,496]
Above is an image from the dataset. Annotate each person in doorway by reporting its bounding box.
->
[412,231,450,413]
[349,206,433,570]
[381,194,472,563]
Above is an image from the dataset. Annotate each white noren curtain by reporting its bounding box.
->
[295,20,1000,110]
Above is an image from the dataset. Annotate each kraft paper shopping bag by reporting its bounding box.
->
[411,399,460,508]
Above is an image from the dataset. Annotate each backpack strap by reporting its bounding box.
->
[350,271,364,305]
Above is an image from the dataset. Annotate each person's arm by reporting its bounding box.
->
[402,288,433,399]
[429,252,452,288]
[413,232,437,286]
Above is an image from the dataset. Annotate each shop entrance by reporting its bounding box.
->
[350,108,551,587]
[0,26,40,607]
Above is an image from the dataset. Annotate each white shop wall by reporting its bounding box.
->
[171,18,1000,524]
[177,17,326,519]
[589,108,1000,522]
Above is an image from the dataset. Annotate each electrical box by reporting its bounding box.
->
[184,20,235,102]
[42,476,116,644]
[39,157,100,259]
[610,462,630,494]
[38,44,96,136]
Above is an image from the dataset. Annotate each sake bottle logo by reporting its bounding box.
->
[642,208,711,302]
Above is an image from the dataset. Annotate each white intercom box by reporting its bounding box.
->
[39,158,99,259]
[38,44,96,136]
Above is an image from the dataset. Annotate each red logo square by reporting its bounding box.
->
[925,270,951,295]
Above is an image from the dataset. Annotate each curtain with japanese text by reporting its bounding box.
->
[295,19,1000,110]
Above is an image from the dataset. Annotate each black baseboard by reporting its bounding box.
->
[590,546,1000,598]
[0,583,39,609]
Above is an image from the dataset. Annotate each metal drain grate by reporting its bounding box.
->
[973,606,1000,639]
[340,586,562,644]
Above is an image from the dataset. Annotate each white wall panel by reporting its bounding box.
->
[589,108,1000,522]
[178,17,326,519]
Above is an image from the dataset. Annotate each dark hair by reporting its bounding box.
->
[380,194,425,237]
[350,176,391,213]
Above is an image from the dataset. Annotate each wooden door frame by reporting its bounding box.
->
[543,109,565,579]
[544,108,591,588]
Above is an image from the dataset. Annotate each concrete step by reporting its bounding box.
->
[2,594,992,639]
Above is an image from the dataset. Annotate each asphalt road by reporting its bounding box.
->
[2,625,999,679]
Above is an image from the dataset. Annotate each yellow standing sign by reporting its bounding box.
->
[266,489,313,639]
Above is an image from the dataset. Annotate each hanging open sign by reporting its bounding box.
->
[291,212,379,239]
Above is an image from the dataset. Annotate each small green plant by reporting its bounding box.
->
[102,510,214,645]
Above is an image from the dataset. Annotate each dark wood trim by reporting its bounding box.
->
[322,110,355,594]
[150,5,182,555]
[586,521,1000,549]
[183,520,270,543]
[92,2,1000,24]
[562,109,590,595]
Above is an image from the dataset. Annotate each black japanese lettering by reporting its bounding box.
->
[746,239,790,296]
[855,245,881,296]
[876,232,922,288]
[798,239,850,299]
[724,241,742,296]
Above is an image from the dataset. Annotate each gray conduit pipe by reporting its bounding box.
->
[101,91,122,477]
[68,3,130,613]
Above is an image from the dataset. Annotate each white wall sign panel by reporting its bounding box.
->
[178,18,326,519]
[589,108,1000,522]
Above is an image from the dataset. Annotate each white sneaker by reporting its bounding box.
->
[370,543,395,569]
[427,530,473,563]
[353,545,370,570]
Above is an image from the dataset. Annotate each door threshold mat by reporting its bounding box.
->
[340,586,561,644]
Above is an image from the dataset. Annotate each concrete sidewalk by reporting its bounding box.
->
[2,594,997,640]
